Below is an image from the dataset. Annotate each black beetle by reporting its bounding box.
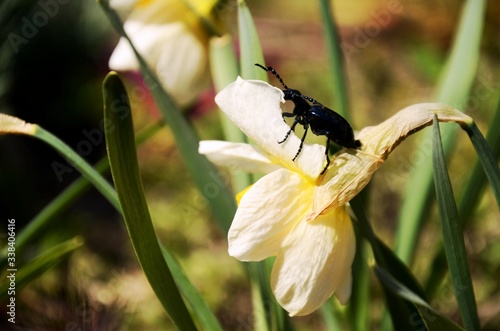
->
[255,63,361,174]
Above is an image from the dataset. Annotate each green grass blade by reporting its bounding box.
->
[0,113,120,211]
[394,0,486,264]
[350,196,424,330]
[237,0,266,80]
[320,300,343,331]
[160,245,223,331]
[351,196,427,299]
[0,158,107,269]
[432,117,480,330]
[426,102,500,296]
[34,127,120,211]
[348,238,369,331]
[375,266,464,331]
[317,0,350,120]
[462,122,500,207]
[348,188,371,330]
[103,72,196,330]
[99,0,237,233]
[209,35,246,143]
[210,35,240,93]
[0,121,164,269]
[458,98,500,224]
[0,237,83,301]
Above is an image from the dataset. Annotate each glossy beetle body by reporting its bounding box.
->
[256,64,361,174]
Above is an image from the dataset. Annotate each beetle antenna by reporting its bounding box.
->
[255,64,289,90]
[299,94,323,106]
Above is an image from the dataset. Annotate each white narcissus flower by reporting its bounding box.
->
[109,0,222,107]
[199,77,473,316]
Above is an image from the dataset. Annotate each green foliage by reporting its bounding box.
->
[432,117,480,330]
[1,0,499,330]
[104,72,196,330]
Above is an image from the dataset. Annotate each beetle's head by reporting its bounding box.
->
[283,88,303,101]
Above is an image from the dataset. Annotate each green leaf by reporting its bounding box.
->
[458,97,500,224]
[0,158,107,270]
[462,121,500,208]
[432,116,480,330]
[237,0,266,80]
[0,113,120,211]
[394,0,486,264]
[0,237,83,301]
[375,266,464,331]
[103,72,196,331]
[350,196,425,330]
[426,100,500,296]
[160,246,223,331]
[348,188,371,330]
[0,121,164,270]
[210,35,239,93]
[317,0,350,120]
[99,0,237,233]
[348,238,370,331]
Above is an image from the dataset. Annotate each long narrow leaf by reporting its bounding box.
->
[426,100,500,296]
[317,0,350,120]
[103,72,196,331]
[160,246,223,331]
[0,237,83,301]
[375,266,464,331]
[0,114,120,211]
[350,196,422,330]
[462,122,500,207]
[432,117,480,330]
[0,121,164,269]
[237,0,266,80]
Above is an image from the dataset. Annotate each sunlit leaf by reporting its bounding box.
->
[432,117,480,330]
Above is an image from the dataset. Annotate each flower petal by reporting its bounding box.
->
[357,103,472,158]
[311,150,382,218]
[228,169,314,261]
[109,21,208,107]
[215,77,326,179]
[0,114,37,135]
[270,207,355,316]
[311,103,473,215]
[334,270,352,305]
[199,140,281,174]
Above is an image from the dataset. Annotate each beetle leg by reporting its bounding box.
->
[292,123,309,161]
[321,138,331,174]
[278,117,299,144]
[282,112,294,120]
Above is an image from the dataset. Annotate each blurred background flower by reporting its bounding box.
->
[108,0,226,108]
